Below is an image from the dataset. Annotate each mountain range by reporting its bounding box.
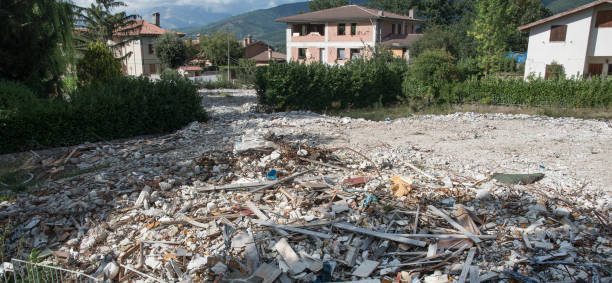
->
[154,0,595,52]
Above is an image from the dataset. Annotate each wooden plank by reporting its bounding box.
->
[427,206,482,244]
[253,219,332,239]
[246,201,289,237]
[333,222,426,247]
[398,234,496,239]
[457,247,477,283]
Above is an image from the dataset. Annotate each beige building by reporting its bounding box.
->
[276,5,423,64]
[113,13,185,76]
[242,35,286,66]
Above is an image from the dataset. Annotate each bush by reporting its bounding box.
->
[0,77,207,154]
[401,49,459,109]
[255,56,407,111]
[77,41,122,87]
[453,76,612,108]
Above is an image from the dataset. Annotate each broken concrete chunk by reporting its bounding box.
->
[492,173,544,185]
[79,226,107,253]
[211,262,227,275]
[352,260,379,278]
[187,255,209,274]
[274,238,307,274]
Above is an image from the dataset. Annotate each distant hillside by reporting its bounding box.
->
[179,0,596,53]
[132,6,231,30]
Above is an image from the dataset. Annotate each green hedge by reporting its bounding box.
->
[0,77,207,154]
[255,57,408,111]
[453,77,612,108]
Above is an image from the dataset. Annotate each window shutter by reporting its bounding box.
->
[588,64,603,76]
[549,25,567,42]
[596,10,612,27]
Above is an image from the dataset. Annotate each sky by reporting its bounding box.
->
[73,0,303,15]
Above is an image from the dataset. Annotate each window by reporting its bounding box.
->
[298,48,306,59]
[392,24,396,35]
[350,49,361,59]
[351,23,357,35]
[588,63,603,77]
[609,64,612,76]
[293,24,325,36]
[338,23,346,35]
[337,48,345,60]
[596,10,612,27]
[319,48,325,63]
[301,25,307,36]
[150,64,156,74]
[549,25,567,42]
[148,44,154,54]
[545,64,563,80]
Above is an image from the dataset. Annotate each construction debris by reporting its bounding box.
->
[0,90,610,282]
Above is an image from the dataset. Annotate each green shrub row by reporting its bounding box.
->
[255,57,408,111]
[0,77,207,154]
[452,77,612,108]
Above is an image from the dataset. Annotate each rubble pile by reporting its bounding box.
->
[0,90,610,282]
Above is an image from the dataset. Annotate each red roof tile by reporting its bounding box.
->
[276,4,422,23]
[115,19,185,37]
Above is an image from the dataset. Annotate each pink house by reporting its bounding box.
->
[276,5,423,64]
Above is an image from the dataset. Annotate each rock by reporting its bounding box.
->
[297,149,308,156]
[135,190,150,208]
[269,151,281,161]
[159,182,172,191]
[475,189,491,200]
[187,255,209,274]
[145,257,163,270]
[102,261,119,280]
[211,262,227,275]
[553,207,570,217]
[24,219,40,230]
[79,226,107,253]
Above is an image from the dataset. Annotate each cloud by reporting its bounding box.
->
[72,0,301,14]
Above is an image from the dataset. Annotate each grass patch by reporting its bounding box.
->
[326,104,612,121]
[324,104,612,121]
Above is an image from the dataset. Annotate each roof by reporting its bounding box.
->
[380,33,423,47]
[179,66,203,71]
[250,50,286,62]
[276,5,423,23]
[115,19,185,37]
[518,0,612,31]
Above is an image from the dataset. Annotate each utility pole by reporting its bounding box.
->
[227,34,231,81]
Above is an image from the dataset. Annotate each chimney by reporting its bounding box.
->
[378,10,384,16]
[247,34,253,45]
[408,9,415,18]
[153,12,160,27]
[268,47,272,60]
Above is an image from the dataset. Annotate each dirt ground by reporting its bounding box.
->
[203,89,612,193]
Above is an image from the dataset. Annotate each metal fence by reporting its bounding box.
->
[2,259,102,283]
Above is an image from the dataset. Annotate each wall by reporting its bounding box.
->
[327,22,373,42]
[587,4,612,57]
[524,8,593,78]
[141,37,162,75]
[286,22,375,65]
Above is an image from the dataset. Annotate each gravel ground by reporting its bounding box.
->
[202,89,612,193]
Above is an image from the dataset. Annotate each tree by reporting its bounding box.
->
[77,41,122,86]
[75,0,140,52]
[0,0,75,95]
[506,0,552,51]
[308,0,348,12]
[153,33,187,69]
[468,0,514,75]
[368,0,418,16]
[199,31,244,67]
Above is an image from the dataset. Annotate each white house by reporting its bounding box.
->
[519,0,612,79]
[113,12,185,77]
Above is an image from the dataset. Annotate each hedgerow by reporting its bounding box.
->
[0,77,207,154]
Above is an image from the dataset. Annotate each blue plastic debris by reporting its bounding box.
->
[324,177,335,186]
[360,194,378,208]
[266,169,277,180]
[385,117,391,122]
